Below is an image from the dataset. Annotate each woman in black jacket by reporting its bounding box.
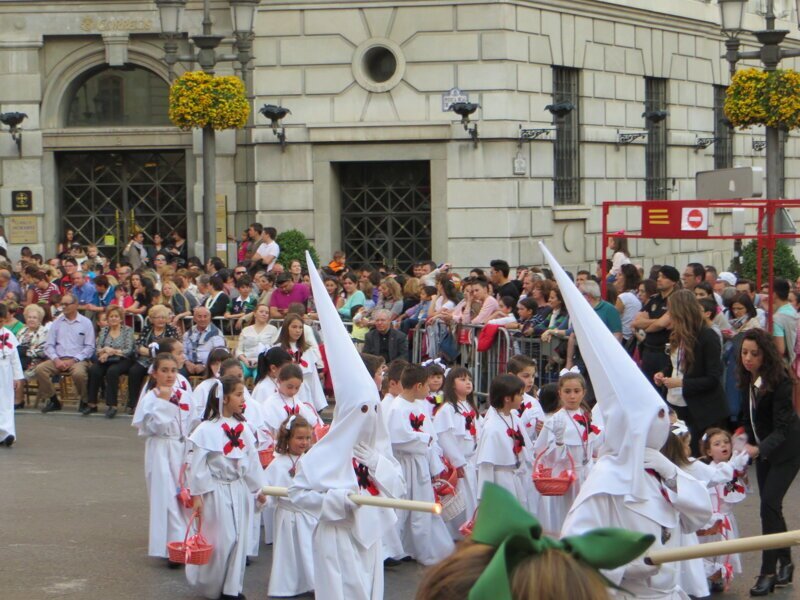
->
[739,328,800,596]
[655,290,729,454]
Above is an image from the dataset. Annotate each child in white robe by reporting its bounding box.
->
[252,347,293,404]
[264,415,317,597]
[131,353,192,561]
[289,253,406,600]
[186,375,267,600]
[538,241,712,599]
[0,329,23,447]
[132,339,194,429]
[433,366,479,537]
[508,354,545,441]
[191,348,232,428]
[272,313,328,412]
[384,364,454,565]
[535,369,602,532]
[261,363,322,438]
[379,359,408,428]
[476,374,536,513]
[422,361,445,417]
[698,427,750,592]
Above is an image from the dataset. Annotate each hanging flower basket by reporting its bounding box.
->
[168,71,249,131]
[725,68,800,130]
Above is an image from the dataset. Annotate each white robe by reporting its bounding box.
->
[290,452,405,600]
[264,453,317,597]
[385,397,454,565]
[242,391,271,558]
[562,469,712,599]
[516,392,545,440]
[433,401,479,536]
[185,417,265,599]
[261,390,321,438]
[252,375,279,405]
[476,407,538,518]
[277,342,329,412]
[0,331,23,442]
[534,407,601,533]
[132,389,192,558]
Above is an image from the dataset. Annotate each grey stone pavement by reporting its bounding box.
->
[2,412,799,600]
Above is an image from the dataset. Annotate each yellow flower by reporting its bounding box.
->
[168,71,249,130]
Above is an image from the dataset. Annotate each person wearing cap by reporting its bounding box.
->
[633,265,680,392]
[714,271,737,298]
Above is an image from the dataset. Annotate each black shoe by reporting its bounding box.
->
[709,580,725,593]
[41,398,62,413]
[776,563,794,586]
[384,558,402,567]
[14,402,24,410]
[4,435,14,447]
[245,557,251,566]
[80,405,98,416]
[166,560,182,569]
[750,574,776,596]
[105,406,118,419]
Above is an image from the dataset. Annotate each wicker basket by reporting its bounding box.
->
[167,513,213,565]
[434,479,465,522]
[532,449,576,496]
[258,446,275,469]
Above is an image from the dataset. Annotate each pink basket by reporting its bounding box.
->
[532,449,576,496]
[258,446,275,469]
[167,512,213,565]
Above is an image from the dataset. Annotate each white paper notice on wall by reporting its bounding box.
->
[680,207,709,232]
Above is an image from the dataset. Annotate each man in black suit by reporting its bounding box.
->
[363,309,408,363]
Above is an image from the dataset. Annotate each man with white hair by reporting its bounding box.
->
[362,309,408,363]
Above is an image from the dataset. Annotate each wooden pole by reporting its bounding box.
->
[261,486,442,515]
[645,530,800,565]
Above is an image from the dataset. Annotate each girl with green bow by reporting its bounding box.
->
[416,483,654,600]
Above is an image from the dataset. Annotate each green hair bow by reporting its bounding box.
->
[469,484,655,600]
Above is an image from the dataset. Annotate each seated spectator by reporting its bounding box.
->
[126,304,179,412]
[253,271,275,306]
[401,277,421,313]
[0,268,23,300]
[36,293,95,413]
[460,278,498,325]
[202,274,229,318]
[93,275,115,309]
[362,309,408,363]
[71,271,99,315]
[125,273,156,319]
[2,301,24,336]
[182,306,226,377]
[13,303,50,408]
[32,271,60,306]
[85,306,135,418]
[307,276,340,321]
[236,304,278,380]
[287,259,304,284]
[487,295,518,326]
[327,250,347,274]
[538,287,570,340]
[161,280,192,328]
[398,285,435,333]
[507,297,538,337]
[337,273,366,320]
[270,273,311,319]
[224,275,257,332]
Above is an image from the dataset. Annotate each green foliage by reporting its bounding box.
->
[734,239,800,283]
[275,229,320,269]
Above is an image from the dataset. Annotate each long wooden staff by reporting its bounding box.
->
[645,530,800,565]
[261,485,442,514]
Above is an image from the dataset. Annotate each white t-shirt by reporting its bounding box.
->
[256,240,280,271]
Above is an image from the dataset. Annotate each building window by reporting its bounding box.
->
[644,77,668,200]
[714,85,734,170]
[552,67,580,205]
[65,66,171,127]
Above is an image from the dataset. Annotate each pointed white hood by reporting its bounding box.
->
[291,251,394,547]
[539,243,669,513]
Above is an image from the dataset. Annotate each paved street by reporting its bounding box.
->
[2,411,799,600]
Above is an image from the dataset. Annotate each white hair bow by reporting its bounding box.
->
[215,380,224,417]
[148,342,160,358]
[559,366,581,377]
[286,415,296,430]
[671,419,689,436]
[421,357,446,369]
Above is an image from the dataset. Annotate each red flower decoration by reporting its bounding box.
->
[507,427,524,455]
[410,413,425,432]
[283,404,300,417]
[573,413,600,442]
[463,410,477,436]
[169,390,190,411]
[0,334,12,349]
[222,423,245,455]
[352,459,380,496]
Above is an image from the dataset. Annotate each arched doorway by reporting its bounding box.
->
[56,65,187,261]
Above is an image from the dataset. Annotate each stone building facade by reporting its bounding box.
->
[0,0,798,272]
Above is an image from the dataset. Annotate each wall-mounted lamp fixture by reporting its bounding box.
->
[259,104,291,151]
[643,110,669,124]
[545,102,575,119]
[518,125,556,147]
[752,139,767,152]
[616,129,648,145]
[0,112,27,156]
[450,101,480,146]
[695,137,718,150]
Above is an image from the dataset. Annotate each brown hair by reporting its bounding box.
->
[105,305,125,322]
[699,427,732,460]
[275,415,312,454]
[661,432,691,468]
[667,289,704,372]
[277,313,309,353]
[416,540,610,600]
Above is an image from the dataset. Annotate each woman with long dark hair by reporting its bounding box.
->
[654,290,728,454]
[738,328,800,595]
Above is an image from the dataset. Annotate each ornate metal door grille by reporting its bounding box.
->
[58,151,187,261]
[645,77,668,200]
[553,66,580,205]
[340,161,431,272]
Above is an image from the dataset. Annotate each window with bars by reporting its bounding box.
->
[553,67,580,205]
[714,85,734,170]
[645,77,668,200]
